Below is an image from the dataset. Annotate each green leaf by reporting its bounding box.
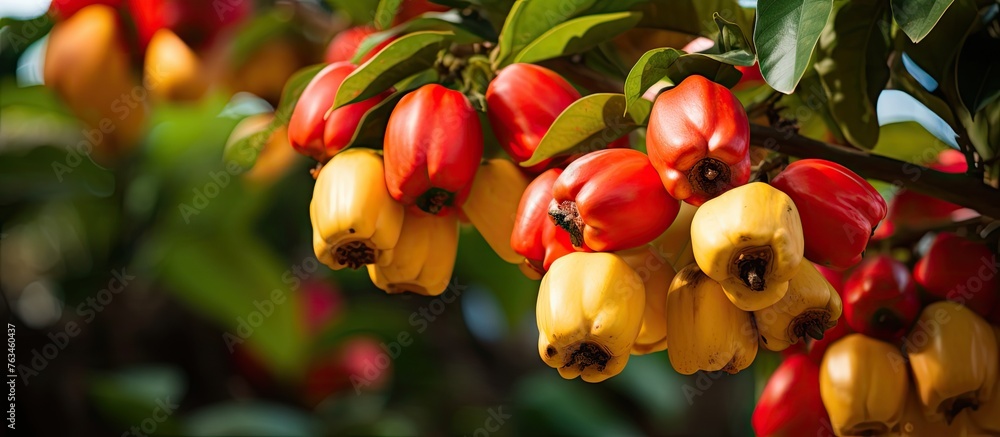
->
[522,93,645,167]
[623,48,682,111]
[89,366,185,434]
[872,121,953,164]
[494,0,597,67]
[895,0,977,83]
[333,31,453,109]
[754,0,833,93]
[956,32,1000,116]
[712,13,755,58]
[588,0,753,39]
[223,64,324,170]
[814,0,891,149]
[138,233,308,378]
[345,70,440,148]
[353,10,493,62]
[513,12,642,64]
[622,48,743,111]
[374,0,403,30]
[890,0,954,43]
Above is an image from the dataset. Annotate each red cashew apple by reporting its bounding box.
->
[287,62,391,163]
[646,75,751,206]
[752,354,831,437]
[843,255,921,342]
[383,84,484,215]
[486,63,628,173]
[875,150,976,239]
[325,26,395,64]
[393,0,449,24]
[548,149,680,252]
[913,232,998,317]
[511,169,576,275]
[127,0,251,51]
[771,159,887,270]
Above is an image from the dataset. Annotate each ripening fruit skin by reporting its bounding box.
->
[754,262,843,352]
[616,245,676,355]
[646,75,751,206]
[511,169,575,275]
[461,159,530,264]
[144,28,209,102]
[665,264,758,375]
[288,63,390,163]
[485,63,628,173]
[906,301,998,423]
[648,202,698,270]
[770,159,887,270]
[367,209,458,296]
[536,252,645,383]
[44,4,145,164]
[967,326,1000,433]
[913,232,998,317]
[311,148,405,270]
[899,382,978,437]
[549,149,680,252]
[691,182,805,311]
[383,84,484,215]
[325,26,394,64]
[752,354,831,437]
[842,255,921,342]
[820,333,908,436]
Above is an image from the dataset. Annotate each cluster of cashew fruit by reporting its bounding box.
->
[755,227,1000,436]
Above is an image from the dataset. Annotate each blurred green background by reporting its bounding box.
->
[0,1,769,435]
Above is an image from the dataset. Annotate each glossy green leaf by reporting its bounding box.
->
[513,12,642,64]
[754,0,833,93]
[345,70,439,148]
[814,0,891,149]
[353,11,492,62]
[711,14,755,58]
[374,0,403,30]
[588,0,753,38]
[623,48,682,111]
[333,31,453,109]
[494,0,597,67]
[623,48,743,112]
[522,94,645,167]
[223,64,324,170]
[890,0,954,43]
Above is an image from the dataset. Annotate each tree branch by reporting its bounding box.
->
[749,124,1000,218]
